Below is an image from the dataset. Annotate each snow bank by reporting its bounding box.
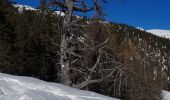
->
[0,73,118,100]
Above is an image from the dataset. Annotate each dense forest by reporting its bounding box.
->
[1,0,170,100]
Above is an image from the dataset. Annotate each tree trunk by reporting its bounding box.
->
[60,0,73,86]
[60,34,70,85]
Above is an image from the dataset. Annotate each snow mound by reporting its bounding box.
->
[13,4,36,12]
[0,73,118,100]
[147,29,170,39]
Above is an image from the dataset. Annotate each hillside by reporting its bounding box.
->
[1,1,170,100]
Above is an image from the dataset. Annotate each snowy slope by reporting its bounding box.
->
[13,4,36,12]
[147,29,170,39]
[13,4,66,16]
[0,73,118,100]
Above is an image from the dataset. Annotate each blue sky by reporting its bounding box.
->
[13,0,170,30]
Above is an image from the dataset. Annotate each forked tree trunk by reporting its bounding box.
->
[60,0,73,86]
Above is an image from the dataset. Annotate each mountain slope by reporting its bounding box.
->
[0,73,118,100]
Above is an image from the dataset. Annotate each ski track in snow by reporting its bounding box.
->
[0,73,118,100]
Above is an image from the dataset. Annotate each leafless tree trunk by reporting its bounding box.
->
[53,0,114,87]
[60,0,73,86]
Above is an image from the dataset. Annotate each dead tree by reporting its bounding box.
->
[50,0,123,91]
[51,0,109,86]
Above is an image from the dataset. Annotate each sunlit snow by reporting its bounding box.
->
[13,4,36,12]
[147,29,170,39]
[0,73,118,100]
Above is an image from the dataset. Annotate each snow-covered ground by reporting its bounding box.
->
[162,90,170,100]
[147,29,170,39]
[0,73,118,100]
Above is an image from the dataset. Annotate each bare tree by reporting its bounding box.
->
[48,0,124,91]
[51,0,108,86]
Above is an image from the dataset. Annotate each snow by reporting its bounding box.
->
[136,27,145,31]
[147,29,170,39]
[0,73,118,100]
[135,27,170,39]
[162,90,170,100]
[13,4,66,16]
[13,4,36,12]
[53,11,65,16]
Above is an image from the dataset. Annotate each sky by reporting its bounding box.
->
[13,0,170,30]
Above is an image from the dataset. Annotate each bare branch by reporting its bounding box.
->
[73,65,122,89]
[89,48,102,72]
[53,1,93,12]
[92,38,109,50]
[99,61,122,65]
[71,67,85,74]
[69,51,82,58]
[71,58,79,64]
[66,48,82,58]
